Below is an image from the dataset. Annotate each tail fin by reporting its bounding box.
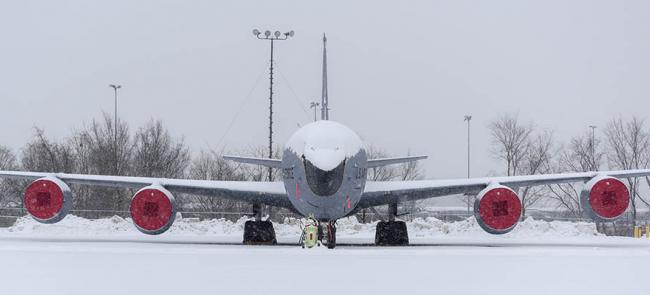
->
[366,155,427,168]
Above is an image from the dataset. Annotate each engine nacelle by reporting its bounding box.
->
[474,185,522,234]
[130,186,176,235]
[24,177,73,224]
[581,176,629,221]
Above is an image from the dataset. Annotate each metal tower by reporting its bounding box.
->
[320,33,329,120]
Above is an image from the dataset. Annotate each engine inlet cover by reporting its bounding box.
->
[581,176,629,221]
[474,185,522,235]
[130,186,176,235]
[24,177,72,224]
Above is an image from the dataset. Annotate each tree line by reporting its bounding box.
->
[0,113,423,221]
[2,112,648,224]
[487,113,650,225]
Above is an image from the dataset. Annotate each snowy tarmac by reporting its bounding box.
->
[1,216,650,295]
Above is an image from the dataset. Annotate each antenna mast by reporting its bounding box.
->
[320,33,329,120]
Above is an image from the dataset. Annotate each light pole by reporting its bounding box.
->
[464,115,472,215]
[253,29,294,182]
[589,125,597,170]
[464,115,472,178]
[108,84,121,175]
[310,102,320,122]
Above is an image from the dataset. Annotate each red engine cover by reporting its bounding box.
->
[130,186,176,235]
[581,176,629,221]
[24,177,72,224]
[474,185,522,234]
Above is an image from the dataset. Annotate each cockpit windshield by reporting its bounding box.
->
[304,158,345,196]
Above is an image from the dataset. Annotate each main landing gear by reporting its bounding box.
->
[243,203,277,245]
[323,221,337,249]
[375,203,409,246]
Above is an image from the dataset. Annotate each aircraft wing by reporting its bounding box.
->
[0,170,292,209]
[357,169,650,209]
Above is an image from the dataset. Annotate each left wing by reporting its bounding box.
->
[0,171,292,208]
[358,169,650,209]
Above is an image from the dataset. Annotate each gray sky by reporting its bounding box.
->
[1,0,649,179]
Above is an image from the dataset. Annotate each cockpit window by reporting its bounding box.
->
[303,158,345,196]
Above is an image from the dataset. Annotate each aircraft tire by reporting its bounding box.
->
[326,222,336,249]
[375,221,409,246]
[243,220,277,245]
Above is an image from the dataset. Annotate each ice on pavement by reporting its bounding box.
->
[3,214,601,239]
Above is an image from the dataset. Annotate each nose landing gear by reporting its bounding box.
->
[300,217,337,249]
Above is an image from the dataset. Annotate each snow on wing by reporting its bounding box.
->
[358,169,650,209]
[0,171,292,209]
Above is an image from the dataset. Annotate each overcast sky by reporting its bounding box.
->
[1,0,649,179]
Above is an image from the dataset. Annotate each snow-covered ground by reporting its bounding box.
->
[1,215,649,295]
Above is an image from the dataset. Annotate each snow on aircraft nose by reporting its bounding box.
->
[303,146,346,171]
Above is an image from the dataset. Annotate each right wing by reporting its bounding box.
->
[0,171,292,209]
[358,169,650,209]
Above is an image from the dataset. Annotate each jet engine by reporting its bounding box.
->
[581,176,629,221]
[130,186,176,235]
[474,185,522,234]
[24,177,72,224]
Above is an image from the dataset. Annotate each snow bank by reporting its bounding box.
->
[2,214,601,238]
[406,216,601,238]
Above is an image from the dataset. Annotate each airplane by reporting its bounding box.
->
[0,118,645,248]
[0,34,646,249]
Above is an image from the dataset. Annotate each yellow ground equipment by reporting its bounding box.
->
[300,215,320,248]
[633,225,650,238]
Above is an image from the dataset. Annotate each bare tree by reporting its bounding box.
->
[73,114,132,176]
[21,128,76,173]
[489,114,532,176]
[518,131,554,217]
[396,153,424,181]
[547,129,604,218]
[71,114,133,213]
[604,116,650,226]
[132,120,190,178]
[0,146,22,207]
[488,114,557,217]
[186,150,248,219]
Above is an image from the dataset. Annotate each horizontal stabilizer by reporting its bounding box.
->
[366,155,427,168]
[223,155,284,169]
